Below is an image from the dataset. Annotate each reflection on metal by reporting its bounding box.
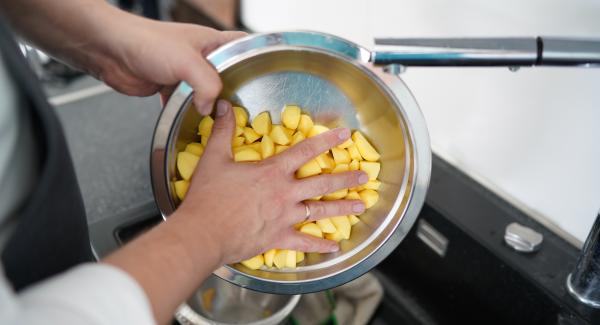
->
[48,84,112,106]
[504,222,543,253]
[416,219,448,257]
[567,211,600,308]
[372,37,600,67]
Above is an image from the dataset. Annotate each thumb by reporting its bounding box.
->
[204,100,235,160]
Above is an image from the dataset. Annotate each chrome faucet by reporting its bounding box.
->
[567,212,600,308]
[372,37,600,308]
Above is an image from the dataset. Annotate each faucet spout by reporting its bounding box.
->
[567,211,600,308]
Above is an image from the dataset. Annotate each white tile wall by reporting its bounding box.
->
[241,0,600,245]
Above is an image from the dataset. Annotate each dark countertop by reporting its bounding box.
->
[50,78,162,224]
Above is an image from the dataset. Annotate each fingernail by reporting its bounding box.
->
[353,203,365,213]
[328,244,340,252]
[216,100,229,117]
[338,128,350,140]
[358,172,369,184]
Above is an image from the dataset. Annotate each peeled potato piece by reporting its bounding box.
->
[297,114,314,136]
[316,218,336,233]
[241,254,264,270]
[360,161,381,180]
[291,132,305,145]
[233,106,248,127]
[270,125,292,145]
[274,249,296,269]
[296,251,305,263]
[296,159,321,178]
[308,125,329,138]
[348,215,360,225]
[359,189,379,209]
[177,151,199,180]
[197,116,214,137]
[243,127,261,144]
[330,216,351,240]
[251,111,272,135]
[185,142,204,156]
[234,148,261,162]
[352,131,380,161]
[282,105,301,129]
[349,159,359,171]
[232,136,245,147]
[264,249,276,268]
[345,191,361,200]
[174,180,190,200]
[261,135,275,159]
[331,147,351,164]
[316,152,335,171]
[363,180,381,190]
[347,144,362,161]
[300,222,323,238]
[338,138,353,149]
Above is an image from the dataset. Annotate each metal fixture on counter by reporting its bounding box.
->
[504,222,543,253]
[416,219,449,257]
[567,211,600,308]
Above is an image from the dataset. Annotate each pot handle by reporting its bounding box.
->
[371,37,600,67]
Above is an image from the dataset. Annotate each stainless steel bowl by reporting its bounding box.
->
[151,31,431,294]
[176,275,300,325]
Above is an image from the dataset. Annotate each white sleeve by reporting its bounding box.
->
[0,263,156,325]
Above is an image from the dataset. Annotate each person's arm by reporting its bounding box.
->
[103,101,368,324]
[0,0,244,113]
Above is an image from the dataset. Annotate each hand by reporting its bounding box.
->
[90,8,246,114]
[173,100,369,265]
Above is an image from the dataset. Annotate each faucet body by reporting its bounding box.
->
[567,212,600,308]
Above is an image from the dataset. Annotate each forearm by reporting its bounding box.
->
[102,210,222,325]
[0,0,131,76]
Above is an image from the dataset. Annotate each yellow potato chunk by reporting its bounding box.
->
[270,125,292,145]
[347,144,362,161]
[323,188,348,200]
[296,159,321,178]
[364,180,382,190]
[296,251,305,263]
[315,152,335,170]
[352,131,380,161]
[300,223,323,238]
[325,230,345,242]
[345,191,361,200]
[283,127,295,138]
[338,138,354,149]
[330,216,351,240]
[261,134,275,159]
[243,127,261,144]
[174,180,190,200]
[234,148,261,162]
[349,159,359,171]
[360,161,381,180]
[274,249,296,269]
[241,254,264,270]
[297,114,314,136]
[177,151,199,180]
[348,215,360,225]
[251,111,272,135]
[331,147,351,164]
[282,105,301,129]
[264,249,276,268]
[332,163,349,174]
[291,132,305,145]
[232,136,245,147]
[233,106,248,127]
[359,189,379,209]
[233,143,261,154]
[274,145,289,154]
[185,142,204,156]
[308,125,329,138]
[235,126,244,137]
[316,218,337,234]
[201,135,209,147]
[197,116,214,137]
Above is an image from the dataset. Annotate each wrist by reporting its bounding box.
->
[167,208,225,271]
